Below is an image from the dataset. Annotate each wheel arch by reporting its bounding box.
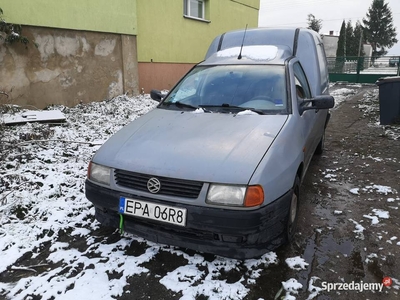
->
[296,163,304,183]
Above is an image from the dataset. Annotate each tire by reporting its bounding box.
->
[285,176,300,243]
[314,130,325,155]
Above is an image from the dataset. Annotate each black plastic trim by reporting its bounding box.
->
[293,28,301,56]
[85,180,293,259]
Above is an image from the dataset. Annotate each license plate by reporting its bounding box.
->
[119,197,187,227]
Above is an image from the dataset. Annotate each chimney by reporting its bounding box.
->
[329,31,334,35]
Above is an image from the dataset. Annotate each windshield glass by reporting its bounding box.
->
[161,65,288,114]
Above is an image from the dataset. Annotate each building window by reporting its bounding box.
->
[184,0,206,20]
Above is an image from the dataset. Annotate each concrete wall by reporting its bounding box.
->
[364,44,373,57]
[0,26,139,108]
[0,0,260,105]
[0,0,139,108]
[136,0,260,92]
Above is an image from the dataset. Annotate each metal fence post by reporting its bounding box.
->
[356,56,362,83]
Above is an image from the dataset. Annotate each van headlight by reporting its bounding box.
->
[88,162,111,186]
[206,184,264,207]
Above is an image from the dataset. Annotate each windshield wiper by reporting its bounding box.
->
[199,103,265,115]
[168,101,198,110]
[162,101,211,112]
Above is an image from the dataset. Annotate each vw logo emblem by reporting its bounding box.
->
[147,177,161,193]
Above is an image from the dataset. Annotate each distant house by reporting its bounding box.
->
[0,0,259,108]
[321,32,339,58]
[321,31,373,58]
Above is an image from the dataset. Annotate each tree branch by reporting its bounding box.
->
[13,139,103,147]
[1,181,32,205]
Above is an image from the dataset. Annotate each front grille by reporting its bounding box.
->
[114,169,203,198]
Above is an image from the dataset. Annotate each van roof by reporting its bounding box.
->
[201,45,292,65]
[206,27,317,59]
[204,27,330,96]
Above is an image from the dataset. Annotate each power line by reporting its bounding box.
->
[260,0,399,11]
[260,0,400,19]
[261,0,357,10]
[260,18,358,27]
[259,12,400,27]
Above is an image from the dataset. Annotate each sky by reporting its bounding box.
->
[258,0,400,55]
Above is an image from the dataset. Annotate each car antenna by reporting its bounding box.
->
[237,24,248,60]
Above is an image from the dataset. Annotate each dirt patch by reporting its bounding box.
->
[291,84,400,299]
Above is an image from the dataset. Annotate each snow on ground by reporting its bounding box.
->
[357,88,400,140]
[0,95,159,299]
[0,86,399,299]
[285,257,309,271]
[330,84,360,109]
[331,83,400,140]
[0,94,304,299]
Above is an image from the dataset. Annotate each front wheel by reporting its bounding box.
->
[285,176,300,243]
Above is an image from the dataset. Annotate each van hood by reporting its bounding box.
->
[93,108,288,184]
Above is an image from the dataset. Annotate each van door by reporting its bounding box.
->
[293,63,322,170]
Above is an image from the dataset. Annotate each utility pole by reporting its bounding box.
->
[357,30,363,57]
[356,30,363,79]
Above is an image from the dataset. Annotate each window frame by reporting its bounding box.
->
[293,62,312,99]
[184,0,210,22]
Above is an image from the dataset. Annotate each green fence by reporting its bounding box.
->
[327,56,400,84]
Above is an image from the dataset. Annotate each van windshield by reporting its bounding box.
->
[160,65,288,114]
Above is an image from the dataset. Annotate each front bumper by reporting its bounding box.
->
[85,180,292,259]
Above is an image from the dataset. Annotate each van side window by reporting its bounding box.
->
[293,63,312,99]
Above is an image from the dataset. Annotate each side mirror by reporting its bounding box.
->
[150,89,163,102]
[300,95,335,113]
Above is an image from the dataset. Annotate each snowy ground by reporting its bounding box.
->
[330,83,400,140]
[0,87,399,299]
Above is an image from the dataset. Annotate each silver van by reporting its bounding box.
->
[85,28,334,259]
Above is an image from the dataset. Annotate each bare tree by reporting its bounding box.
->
[307,14,322,33]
